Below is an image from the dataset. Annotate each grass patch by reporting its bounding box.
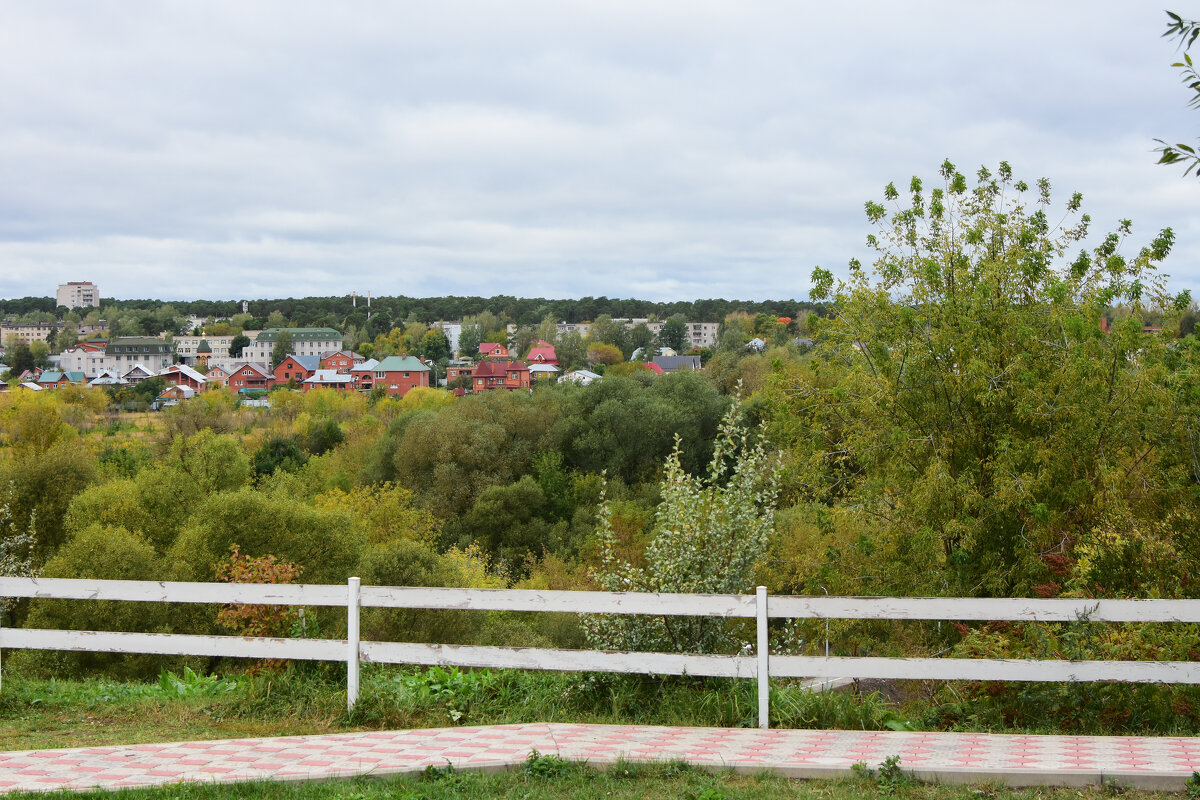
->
[0,761,1187,799]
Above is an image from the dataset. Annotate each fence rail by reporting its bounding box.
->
[2,577,1198,729]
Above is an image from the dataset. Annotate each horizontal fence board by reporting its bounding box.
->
[359,586,757,617]
[0,628,346,661]
[361,641,756,678]
[0,577,348,606]
[771,655,1200,683]
[767,596,1200,622]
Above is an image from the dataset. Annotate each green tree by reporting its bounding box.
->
[228,334,250,358]
[271,329,293,369]
[800,160,1190,597]
[656,314,688,352]
[586,401,779,653]
[588,315,631,356]
[629,323,655,358]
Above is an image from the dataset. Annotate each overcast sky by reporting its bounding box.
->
[2,2,1199,304]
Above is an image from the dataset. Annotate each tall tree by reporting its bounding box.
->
[800,160,1192,597]
[656,314,688,352]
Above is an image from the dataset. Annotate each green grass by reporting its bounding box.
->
[2,663,1197,754]
[0,664,919,751]
[2,758,1189,800]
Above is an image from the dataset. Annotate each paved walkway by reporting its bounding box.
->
[1,724,1199,794]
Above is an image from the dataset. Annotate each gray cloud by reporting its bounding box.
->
[1,1,1198,303]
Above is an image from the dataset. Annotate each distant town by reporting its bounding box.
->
[0,281,820,406]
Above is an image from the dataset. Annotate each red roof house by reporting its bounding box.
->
[472,360,530,392]
[479,342,510,359]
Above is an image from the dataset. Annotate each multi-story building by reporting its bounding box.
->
[174,331,261,365]
[0,322,59,345]
[56,281,99,309]
[58,341,110,376]
[246,328,343,364]
[103,337,174,373]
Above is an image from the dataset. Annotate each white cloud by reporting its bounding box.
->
[1,1,1199,303]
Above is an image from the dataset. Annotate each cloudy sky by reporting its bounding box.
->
[2,1,1199,303]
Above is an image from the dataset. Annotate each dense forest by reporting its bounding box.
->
[0,294,827,329]
[3,162,1200,734]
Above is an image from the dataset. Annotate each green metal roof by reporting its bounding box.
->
[255,328,341,342]
[373,356,430,372]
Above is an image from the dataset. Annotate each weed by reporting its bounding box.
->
[523,749,571,778]
[156,668,239,699]
[1187,770,1200,799]
[876,754,909,795]
[421,762,456,782]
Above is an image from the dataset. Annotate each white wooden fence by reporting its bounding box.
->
[2,577,1199,729]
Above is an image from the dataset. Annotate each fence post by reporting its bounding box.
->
[756,585,769,729]
[347,577,361,712]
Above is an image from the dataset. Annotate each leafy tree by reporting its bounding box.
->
[1156,11,1200,177]
[130,376,167,405]
[252,436,308,478]
[656,314,688,352]
[271,329,293,369]
[0,482,36,615]
[358,539,483,644]
[303,417,344,456]
[419,328,451,363]
[228,334,250,358]
[6,344,33,376]
[587,342,623,366]
[586,401,779,653]
[629,323,655,358]
[555,331,587,370]
[588,315,631,356]
[799,160,1190,597]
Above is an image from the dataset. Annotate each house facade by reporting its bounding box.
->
[320,350,363,373]
[472,360,530,392]
[372,355,430,398]
[479,343,510,359]
[274,355,320,386]
[226,362,273,392]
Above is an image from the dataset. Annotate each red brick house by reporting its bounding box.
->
[350,359,379,391]
[274,355,319,386]
[320,350,364,373]
[227,362,274,392]
[472,360,530,392]
[205,364,232,388]
[372,355,430,398]
[446,363,475,383]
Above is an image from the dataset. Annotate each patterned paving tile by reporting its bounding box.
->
[1,724,1199,793]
